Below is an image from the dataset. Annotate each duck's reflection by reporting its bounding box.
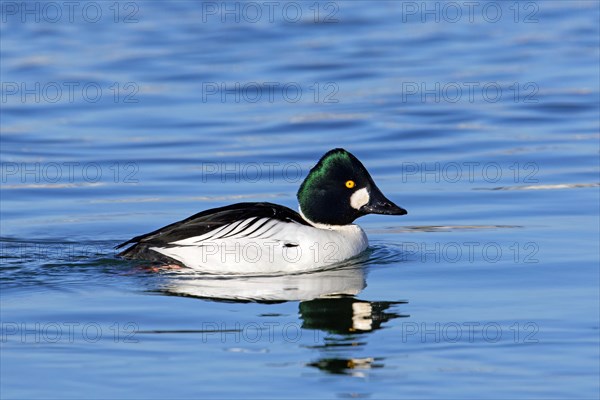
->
[300,297,407,334]
[157,265,408,376]
[159,265,367,302]
[307,357,384,377]
[300,296,408,376]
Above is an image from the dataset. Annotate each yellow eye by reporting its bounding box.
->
[345,180,355,189]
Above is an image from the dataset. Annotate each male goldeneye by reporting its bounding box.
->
[116,148,407,274]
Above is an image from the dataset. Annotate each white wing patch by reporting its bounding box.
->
[169,217,270,245]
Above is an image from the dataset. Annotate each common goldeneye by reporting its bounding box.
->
[116,148,407,274]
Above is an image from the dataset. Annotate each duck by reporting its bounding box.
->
[116,148,407,274]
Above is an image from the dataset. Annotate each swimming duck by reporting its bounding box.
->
[116,148,407,274]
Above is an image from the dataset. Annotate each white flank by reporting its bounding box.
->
[148,217,368,275]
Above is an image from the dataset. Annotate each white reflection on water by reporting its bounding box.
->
[159,265,366,302]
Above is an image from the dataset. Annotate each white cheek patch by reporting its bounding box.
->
[350,187,370,210]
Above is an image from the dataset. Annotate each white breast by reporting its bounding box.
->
[149,218,368,274]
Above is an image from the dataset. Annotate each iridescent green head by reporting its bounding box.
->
[297,148,407,226]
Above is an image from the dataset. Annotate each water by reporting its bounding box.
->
[1,1,599,398]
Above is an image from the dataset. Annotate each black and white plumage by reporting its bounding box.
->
[117,202,368,274]
[116,149,407,274]
[116,202,309,261]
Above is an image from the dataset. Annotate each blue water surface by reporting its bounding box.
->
[1,1,599,399]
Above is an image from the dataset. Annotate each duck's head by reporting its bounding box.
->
[297,148,407,226]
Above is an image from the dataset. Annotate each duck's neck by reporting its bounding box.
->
[298,206,354,231]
